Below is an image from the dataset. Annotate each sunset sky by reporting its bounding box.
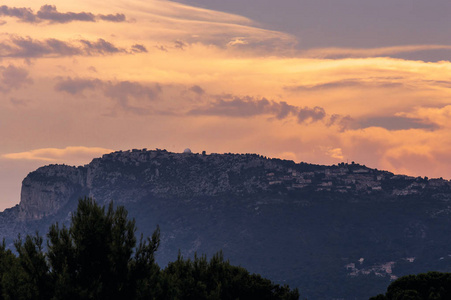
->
[1,0,451,209]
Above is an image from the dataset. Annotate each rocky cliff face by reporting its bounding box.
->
[17,148,451,222]
[19,164,86,221]
[17,149,292,220]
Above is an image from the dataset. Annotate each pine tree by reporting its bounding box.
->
[47,197,160,300]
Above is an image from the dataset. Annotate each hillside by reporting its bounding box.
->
[2,149,451,299]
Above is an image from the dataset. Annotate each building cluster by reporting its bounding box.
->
[265,163,451,196]
[102,148,451,197]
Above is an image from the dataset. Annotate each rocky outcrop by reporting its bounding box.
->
[16,148,451,221]
[17,149,282,220]
[18,164,86,220]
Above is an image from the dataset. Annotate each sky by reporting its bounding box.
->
[1,0,451,210]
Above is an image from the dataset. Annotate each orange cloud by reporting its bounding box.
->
[327,148,344,160]
[2,146,114,164]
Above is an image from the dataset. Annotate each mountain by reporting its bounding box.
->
[2,148,451,299]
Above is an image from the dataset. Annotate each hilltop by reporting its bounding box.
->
[1,149,451,299]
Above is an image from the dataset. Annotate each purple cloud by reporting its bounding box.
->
[0,36,138,58]
[103,81,161,110]
[0,65,33,93]
[130,44,148,53]
[0,5,127,24]
[54,77,162,114]
[54,77,101,95]
[174,40,186,50]
[98,13,126,22]
[53,78,350,125]
[0,5,37,22]
[80,39,122,55]
[297,106,326,123]
[355,116,439,131]
[189,97,272,117]
[189,96,303,120]
[187,95,354,128]
[189,85,205,95]
[37,5,95,23]
[9,97,29,106]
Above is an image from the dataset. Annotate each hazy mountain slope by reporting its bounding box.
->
[2,149,451,299]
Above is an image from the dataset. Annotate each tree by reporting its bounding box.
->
[0,197,300,299]
[162,251,300,300]
[370,272,451,300]
[13,234,51,300]
[47,197,160,300]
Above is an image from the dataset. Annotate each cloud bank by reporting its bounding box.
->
[2,146,114,163]
[0,35,145,58]
[0,5,127,24]
[188,95,350,127]
[55,77,162,113]
[300,45,451,59]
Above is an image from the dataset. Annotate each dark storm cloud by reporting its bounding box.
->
[0,5,127,24]
[0,65,33,92]
[355,116,439,131]
[0,36,145,58]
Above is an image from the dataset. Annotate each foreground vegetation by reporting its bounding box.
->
[0,198,299,300]
[370,271,451,299]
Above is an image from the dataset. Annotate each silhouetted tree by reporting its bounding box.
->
[162,251,300,300]
[47,197,160,300]
[370,271,451,300]
[0,197,300,300]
